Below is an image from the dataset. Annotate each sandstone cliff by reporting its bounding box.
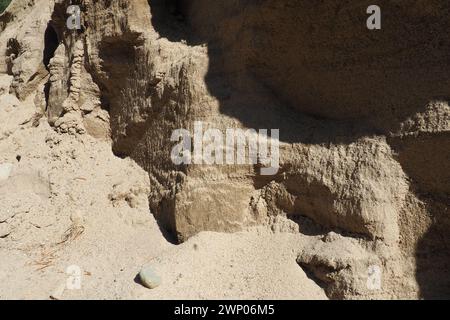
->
[0,0,448,299]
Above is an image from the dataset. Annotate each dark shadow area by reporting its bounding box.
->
[389,130,450,198]
[133,274,146,287]
[43,80,51,110]
[43,23,59,69]
[151,0,450,142]
[155,215,179,245]
[288,215,328,237]
[95,33,149,156]
[42,23,59,109]
[149,0,201,44]
[414,195,450,299]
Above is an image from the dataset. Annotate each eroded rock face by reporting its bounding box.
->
[1,0,449,299]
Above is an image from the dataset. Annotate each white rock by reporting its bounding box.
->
[0,163,13,182]
[139,266,161,289]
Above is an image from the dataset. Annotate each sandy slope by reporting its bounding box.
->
[0,81,326,300]
[140,230,326,300]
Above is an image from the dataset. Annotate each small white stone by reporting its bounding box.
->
[0,163,13,182]
[139,266,161,289]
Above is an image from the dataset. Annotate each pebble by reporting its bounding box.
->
[139,266,161,289]
[0,163,13,182]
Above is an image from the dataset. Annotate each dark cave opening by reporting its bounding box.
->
[43,23,59,69]
[149,0,194,44]
[42,23,59,109]
[150,0,186,18]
